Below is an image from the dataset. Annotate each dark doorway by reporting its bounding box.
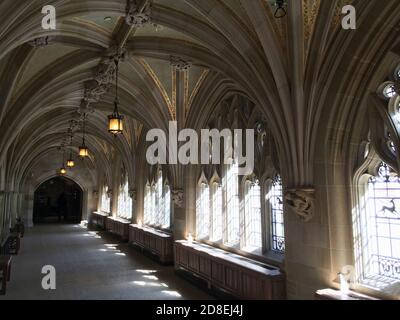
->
[33,177,83,224]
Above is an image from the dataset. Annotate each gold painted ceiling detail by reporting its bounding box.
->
[138,58,175,120]
[303,0,321,55]
[187,69,209,117]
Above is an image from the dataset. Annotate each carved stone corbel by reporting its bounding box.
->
[171,189,184,208]
[170,56,192,71]
[93,190,99,198]
[107,190,113,198]
[284,188,315,222]
[129,189,137,201]
[125,0,152,27]
[29,36,53,48]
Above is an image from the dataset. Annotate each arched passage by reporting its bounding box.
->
[33,177,83,224]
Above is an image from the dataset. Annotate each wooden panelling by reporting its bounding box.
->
[105,217,130,241]
[89,212,108,230]
[174,241,286,300]
[129,225,173,264]
[198,256,211,278]
[211,260,225,285]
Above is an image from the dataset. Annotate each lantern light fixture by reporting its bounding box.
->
[108,56,124,136]
[59,148,67,175]
[67,132,75,167]
[79,113,89,158]
[67,159,75,168]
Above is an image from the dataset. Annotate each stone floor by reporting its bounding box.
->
[0,224,214,300]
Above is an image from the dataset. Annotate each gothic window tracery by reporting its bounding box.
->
[101,184,111,214]
[117,168,132,220]
[143,168,171,229]
[357,163,400,284]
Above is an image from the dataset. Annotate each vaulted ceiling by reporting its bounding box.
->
[0,0,399,192]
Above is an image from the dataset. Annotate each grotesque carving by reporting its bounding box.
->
[107,190,113,198]
[94,63,116,85]
[129,189,137,201]
[125,0,152,27]
[29,36,52,48]
[171,189,184,208]
[284,188,315,222]
[170,56,192,71]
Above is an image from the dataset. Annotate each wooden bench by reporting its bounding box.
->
[0,255,12,295]
[1,233,21,255]
[174,240,286,300]
[106,217,130,241]
[89,211,109,230]
[11,219,25,238]
[129,224,173,264]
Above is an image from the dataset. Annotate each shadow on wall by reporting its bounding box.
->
[33,177,82,224]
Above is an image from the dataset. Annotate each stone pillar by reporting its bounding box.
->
[172,189,185,240]
[129,189,137,223]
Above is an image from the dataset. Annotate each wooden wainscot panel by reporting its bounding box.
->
[129,224,173,264]
[174,240,286,300]
[188,252,200,272]
[198,255,212,279]
[242,272,269,300]
[224,264,242,293]
[211,260,225,285]
[90,212,108,229]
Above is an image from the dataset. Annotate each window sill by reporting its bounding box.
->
[353,278,400,300]
[315,288,379,300]
[199,240,284,269]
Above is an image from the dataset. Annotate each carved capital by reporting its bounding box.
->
[125,0,152,27]
[284,188,315,222]
[171,189,184,208]
[170,56,192,71]
[93,190,99,198]
[29,36,52,48]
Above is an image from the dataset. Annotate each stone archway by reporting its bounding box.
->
[33,176,83,224]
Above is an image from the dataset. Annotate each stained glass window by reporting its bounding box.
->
[244,180,262,252]
[117,177,132,220]
[360,163,400,282]
[268,176,285,253]
[101,185,110,213]
[196,182,210,239]
[211,182,223,242]
[225,162,240,245]
[143,170,171,229]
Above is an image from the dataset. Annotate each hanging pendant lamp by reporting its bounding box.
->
[108,57,124,135]
[79,113,89,158]
[59,149,67,175]
[67,133,75,167]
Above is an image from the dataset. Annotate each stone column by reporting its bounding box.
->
[172,189,185,240]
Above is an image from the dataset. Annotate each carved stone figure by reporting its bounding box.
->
[284,188,315,222]
[125,0,152,27]
[171,189,184,208]
[29,36,52,48]
[129,189,137,201]
[106,190,113,198]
